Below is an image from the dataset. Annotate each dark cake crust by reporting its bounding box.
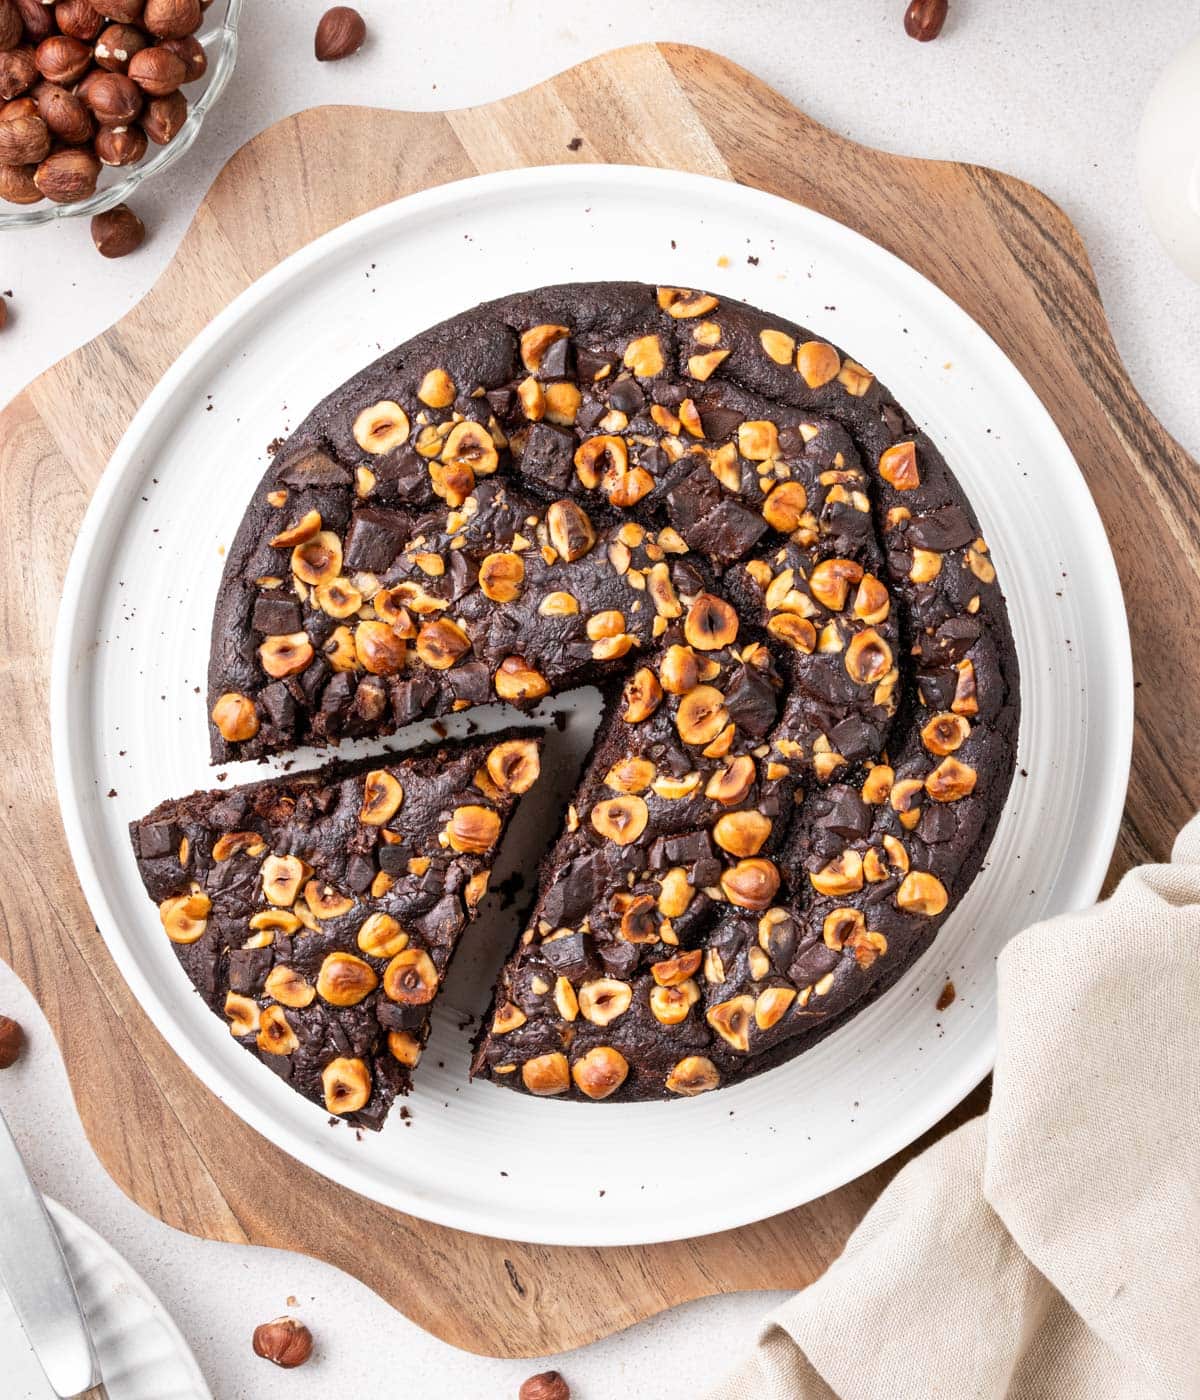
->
[203,281,1019,1104]
[129,735,541,1128]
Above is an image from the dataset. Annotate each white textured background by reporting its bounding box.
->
[2,3,1199,1398]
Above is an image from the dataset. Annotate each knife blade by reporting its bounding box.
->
[0,1107,100,1397]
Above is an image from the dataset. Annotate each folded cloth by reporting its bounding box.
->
[709,814,1200,1400]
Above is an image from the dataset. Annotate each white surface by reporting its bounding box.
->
[0,2,1198,461]
[3,1199,210,1400]
[0,0,1188,1390]
[0,961,784,1400]
[53,163,1130,1246]
[1137,31,1200,281]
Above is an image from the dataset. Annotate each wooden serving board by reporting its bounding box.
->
[0,44,1194,1359]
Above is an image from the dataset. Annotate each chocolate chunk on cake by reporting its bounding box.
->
[205,281,1019,1102]
[129,735,541,1128]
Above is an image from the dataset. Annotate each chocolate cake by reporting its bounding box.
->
[129,736,540,1128]
[184,280,1018,1105]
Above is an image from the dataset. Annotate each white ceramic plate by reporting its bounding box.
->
[51,165,1132,1247]
[1,1200,210,1400]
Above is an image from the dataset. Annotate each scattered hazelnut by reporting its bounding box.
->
[904,0,948,41]
[0,1015,24,1068]
[314,5,365,62]
[252,1317,313,1370]
[520,1366,571,1395]
[90,202,144,256]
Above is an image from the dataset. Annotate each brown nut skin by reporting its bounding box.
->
[904,0,948,41]
[93,22,147,73]
[142,87,185,143]
[0,161,40,203]
[83,70,142,124]
[34,35,93,86]
[0,94,35,120]
[519,1370,571,1400]
[0,1015,24,1069]
[95,122,147,165]
[160,32,205,81]
[13,0,54,41]
[0,46,39,100]
[34,82,94,143]
[127,44,186,95]
[102,0,146,20]
[54,0,105,42]
[34,146,100,203]
[91,203,145,257]
[143,0,202,40]
[252,1317,313,1370]
[0,0,22,52]
[0,110,49,163]
[315,5,366,61]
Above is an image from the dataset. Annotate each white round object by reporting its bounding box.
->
[1137,31,1200,282]
[52,165,1131,1247]
[2,1200,209,1400]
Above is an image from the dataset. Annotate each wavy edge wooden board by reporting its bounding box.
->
[0,44,1191,1359]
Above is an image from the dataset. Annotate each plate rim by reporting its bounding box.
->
[50,162,1133,1246]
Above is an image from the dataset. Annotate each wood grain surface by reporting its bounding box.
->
[0,44,1192,1359]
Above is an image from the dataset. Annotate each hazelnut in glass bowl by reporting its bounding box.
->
[0,0,242,230]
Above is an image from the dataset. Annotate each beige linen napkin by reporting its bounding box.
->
[710,814,1200,1400]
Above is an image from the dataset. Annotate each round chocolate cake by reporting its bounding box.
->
[205,281,1019,1105]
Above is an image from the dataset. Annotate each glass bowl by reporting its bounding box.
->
[0,0,242,231]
